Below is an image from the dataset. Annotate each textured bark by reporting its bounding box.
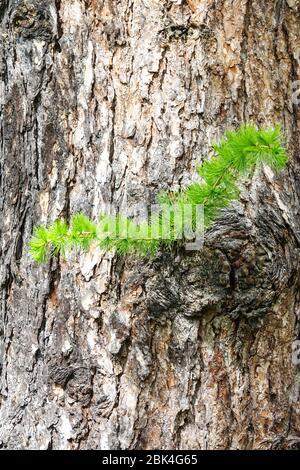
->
[0,0,300,450]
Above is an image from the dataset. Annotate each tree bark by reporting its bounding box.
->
[0,0,300,450]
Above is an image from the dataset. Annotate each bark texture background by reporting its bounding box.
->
[0,0,300,449]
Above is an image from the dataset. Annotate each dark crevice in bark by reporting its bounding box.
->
[0,0,8,21]
[54,0,63,53]
[239,0,251,122]
[33,92,42,191]
[109,78,116,203]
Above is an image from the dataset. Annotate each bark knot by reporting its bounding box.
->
[11,0,55,41]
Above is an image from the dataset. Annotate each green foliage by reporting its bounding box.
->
[29,214,98,264]
[47,219,69,256]
[29,226,49,264]
[98,214,162,256]
[155,124,288,229]
[29,124,288,263]
[68,213,97,250]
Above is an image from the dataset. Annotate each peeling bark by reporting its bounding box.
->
[0,0,300,450]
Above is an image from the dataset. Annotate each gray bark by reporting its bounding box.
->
[0,0,300,449]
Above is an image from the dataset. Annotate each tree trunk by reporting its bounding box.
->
[0,0,300,450]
